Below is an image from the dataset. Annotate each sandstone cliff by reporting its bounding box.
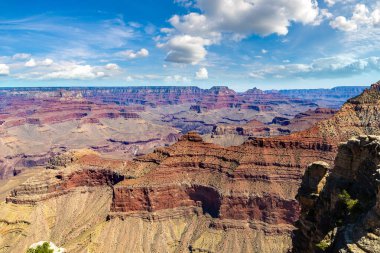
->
[0,146,295,253]
[293,135,380,252]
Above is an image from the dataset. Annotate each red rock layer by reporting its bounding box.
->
[109,82,380,227]
[0,98,142,129]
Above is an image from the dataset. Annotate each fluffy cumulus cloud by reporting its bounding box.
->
[248,55,380,79]
[330,16,357,31]
[159,35,211,64]
[0,64,10,75]
[105,63,120,70]
[116,48,149,59]
[195,0,320,36]
[330,4,380,32]
[195,67,208,79]
[161,0,322,64]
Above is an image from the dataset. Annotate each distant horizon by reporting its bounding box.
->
[0,84,370,93]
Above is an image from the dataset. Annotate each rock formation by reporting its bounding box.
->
[0,83,374,252]
[293,135,380,252]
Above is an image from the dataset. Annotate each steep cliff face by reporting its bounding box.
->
[0,145,297,253]
[291,82,380,144]
[293,135,380,253]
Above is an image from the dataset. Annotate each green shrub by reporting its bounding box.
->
[316,240,330,251]
[26,242,53,253]
[338,190,359,213]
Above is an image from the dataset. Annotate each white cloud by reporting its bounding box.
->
[164,75,190,82]
[41,58,54,66]
[40,64,105,80]
[175,0,195,8]
[0,64,10,75]
[160,35,211,64]
[126,73,190,82]
[25,58,37,67]
[195,67,208,79]
[330,16,358,31]
[196,0,320,36]
[248,55,380,79]
[12,53,31,60]
[324,0,336,7]
[105,63,120,70]
[261,49,268,54]
[24,58,54,67]
[117,48,149,59]
[248,72,264,79]
[324,0,354,7]
[330,4,380,32]
[313,8,333,25]
[15,61,118,80]
[126,74,165,81]
[168,13,221,43]
[160,0,322,64]
[126,76,134,81]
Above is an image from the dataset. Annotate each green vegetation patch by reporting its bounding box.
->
[26,242,54,253]
[338,190,359,213]
[316,240,330,251]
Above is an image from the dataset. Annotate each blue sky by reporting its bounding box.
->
[0,0,379,90]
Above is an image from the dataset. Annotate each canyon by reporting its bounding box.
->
[0,83,377,253]
[0,86,365,180]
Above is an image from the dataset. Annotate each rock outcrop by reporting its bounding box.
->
[293,135,380,252]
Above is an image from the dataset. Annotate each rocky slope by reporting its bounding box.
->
[293,135,380,252]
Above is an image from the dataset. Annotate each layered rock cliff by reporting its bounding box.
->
[0,144,297,253]
[293,135,380,252]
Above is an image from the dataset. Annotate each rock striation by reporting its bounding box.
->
[293,135,380,252]
[0,83,375,252]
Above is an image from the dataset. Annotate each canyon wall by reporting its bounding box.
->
[293,135,380,253]
[0,83,376,252]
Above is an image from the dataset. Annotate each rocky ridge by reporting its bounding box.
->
[293,135,380,252]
